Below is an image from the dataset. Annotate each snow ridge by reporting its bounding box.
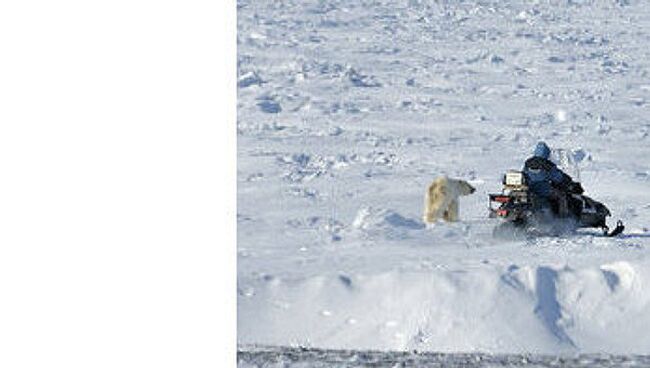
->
[239,260,650,353]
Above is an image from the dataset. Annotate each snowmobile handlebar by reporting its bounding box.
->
[568,182,584,195]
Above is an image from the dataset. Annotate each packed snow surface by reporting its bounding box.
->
[237,0,650,355]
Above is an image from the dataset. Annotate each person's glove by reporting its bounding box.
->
[569,182,584,194]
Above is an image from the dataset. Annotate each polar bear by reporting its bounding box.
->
[423,176,475,223]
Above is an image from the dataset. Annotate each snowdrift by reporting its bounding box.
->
[239,259,650,354]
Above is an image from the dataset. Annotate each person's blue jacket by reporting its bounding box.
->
[522,142,574,198]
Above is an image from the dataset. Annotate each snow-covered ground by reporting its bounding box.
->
[237,0,650,355]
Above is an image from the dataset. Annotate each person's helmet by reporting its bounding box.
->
[533,141,551,159]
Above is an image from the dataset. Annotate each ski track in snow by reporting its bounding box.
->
[237,0,650,357]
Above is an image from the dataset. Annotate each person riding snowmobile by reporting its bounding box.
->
[522,141,584,217]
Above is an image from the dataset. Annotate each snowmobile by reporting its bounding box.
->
[489,170,624,238]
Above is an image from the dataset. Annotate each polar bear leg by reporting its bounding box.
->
[424,184,447,223]
[424,194,445,223]
[431,200,448,222]
[444,199,459,222]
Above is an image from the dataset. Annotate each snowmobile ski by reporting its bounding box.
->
[604,220,625,237]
